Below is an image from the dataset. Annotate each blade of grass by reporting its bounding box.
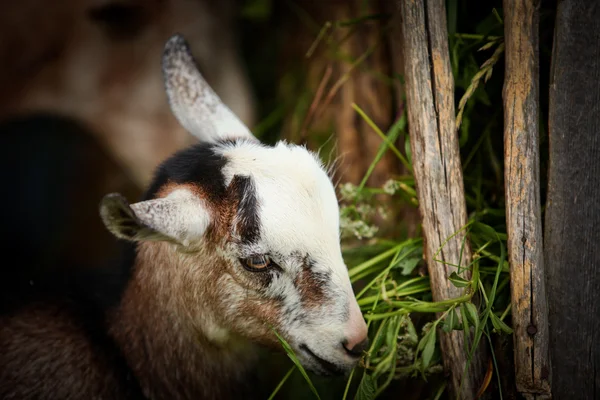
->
[355,243,424,300]
[349,243,406,279]
[373,316,403,397]
[356,113,406,193]
[432,381,447,400]
[352,103,412,171]
[272,329,321,400]
[357,279,431,306]
[306,21,332,58]
[341,366,356,400]
[485,332,504,400]
[459,236,506,393]
[267,366,296,400]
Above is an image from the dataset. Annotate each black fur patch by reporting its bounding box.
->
[230,175,260,244]
[144,141,228,202]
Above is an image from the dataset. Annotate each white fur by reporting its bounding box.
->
[130,189,211,247]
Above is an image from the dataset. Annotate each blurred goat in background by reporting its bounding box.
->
[0,0,256,273]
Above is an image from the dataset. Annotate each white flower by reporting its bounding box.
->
[383,179,401,195]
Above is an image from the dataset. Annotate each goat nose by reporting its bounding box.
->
[343,297,369,357]
[343,337,370,357]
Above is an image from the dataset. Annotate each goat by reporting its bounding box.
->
[0,35,368,400]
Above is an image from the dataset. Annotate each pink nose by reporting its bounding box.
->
[342,299,369,357]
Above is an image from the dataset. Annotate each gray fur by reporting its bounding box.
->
[162,35,255,143]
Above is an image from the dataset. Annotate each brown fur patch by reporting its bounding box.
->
[0,303,138,399]
[153,175,260,247]
[294,261,329,308]
[108,241,262,399]
[236,296,283,348]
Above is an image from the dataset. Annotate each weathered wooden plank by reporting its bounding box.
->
[399,1,487,398]
[502,0,552,398]
[545,1,600,399]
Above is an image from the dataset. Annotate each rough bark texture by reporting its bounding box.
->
[502,1,552,398]
[399,1,486,398]
[546,1,600,399]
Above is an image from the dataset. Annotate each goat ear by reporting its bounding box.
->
[162,34,255,143]
[99,190,211,246]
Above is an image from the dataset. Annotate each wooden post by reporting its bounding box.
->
[502,1,552,398]
[545,1,600,398]
[399,1,486,398]
[502,0,552,399]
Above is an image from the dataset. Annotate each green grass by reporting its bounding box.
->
[267,101,512,398]
[271,329,322,399]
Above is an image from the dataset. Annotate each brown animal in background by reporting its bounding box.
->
[0,0,256,187]
[0,35,368,400]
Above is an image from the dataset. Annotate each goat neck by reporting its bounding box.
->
[108,240,259,400]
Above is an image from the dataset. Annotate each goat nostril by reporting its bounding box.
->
[342,337,370,357]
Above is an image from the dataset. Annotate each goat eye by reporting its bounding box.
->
[241,255,271,272]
